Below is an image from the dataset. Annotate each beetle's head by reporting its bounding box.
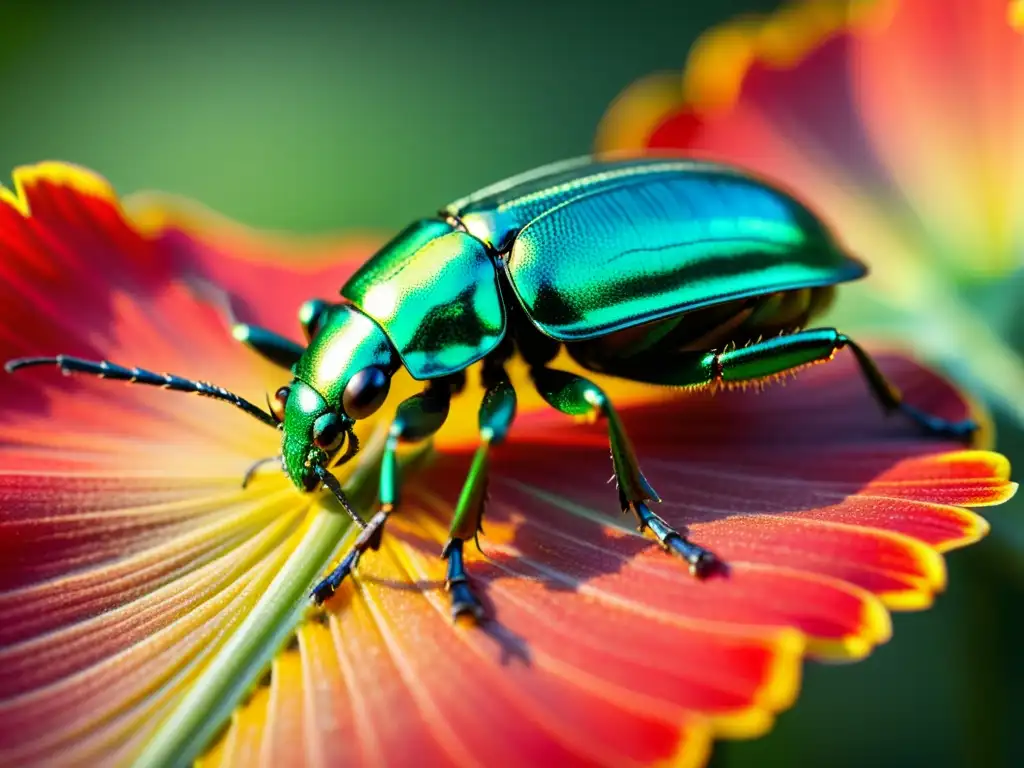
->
[273,303,396,492]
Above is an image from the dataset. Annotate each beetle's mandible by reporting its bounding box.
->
[6,155,976,621]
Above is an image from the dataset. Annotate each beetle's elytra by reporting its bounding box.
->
[6,155,976,621]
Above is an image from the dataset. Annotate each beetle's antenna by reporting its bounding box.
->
[5,355,280,429]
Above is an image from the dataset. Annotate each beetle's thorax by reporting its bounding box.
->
[293,304,395,407]
[340,219,506,381]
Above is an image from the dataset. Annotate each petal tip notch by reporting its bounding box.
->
[1,161,118,218]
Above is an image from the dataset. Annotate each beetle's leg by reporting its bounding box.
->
[298,299,330,342]
[616,328,976,441]
[231,323,304,371]
[241,455,283,488]
[836,334,977,440]
[443,363,517,622]
[529,366,718,577]
[311,380,453,605]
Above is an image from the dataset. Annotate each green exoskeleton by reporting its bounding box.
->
[6,156,976,621]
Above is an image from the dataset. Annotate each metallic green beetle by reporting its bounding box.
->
[6,156,975,621]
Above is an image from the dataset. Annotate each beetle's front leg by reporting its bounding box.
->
[231,322,305,371]
[529,366,719,577]
[311,382,452,604]
[443,365,517,622]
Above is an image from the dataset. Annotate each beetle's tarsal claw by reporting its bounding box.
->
[311,548,361,604]
[444,538,485,623]
[666,536,719,578]
[449,581,486,623]
[632,502,719,579]
[897,403,978,443]
[310,507,392,605]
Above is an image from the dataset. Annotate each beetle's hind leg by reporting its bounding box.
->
[838,335,977,440]
[529,366,719,577]
[611,328,977,441]
[709,329,976,440]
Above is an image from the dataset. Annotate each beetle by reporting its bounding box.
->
[6,155,975,621]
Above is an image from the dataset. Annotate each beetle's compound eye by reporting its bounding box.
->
[270,386,290,423]
[342,366,391,420]
[312,412,345,452]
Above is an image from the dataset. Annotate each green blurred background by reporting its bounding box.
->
[2,1,1020,766]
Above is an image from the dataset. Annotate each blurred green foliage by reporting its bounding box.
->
[0,1,1019,766]
[0,0,779,233]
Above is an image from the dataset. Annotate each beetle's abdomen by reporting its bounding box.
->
[499,169,864,341]
[566,286,835,371]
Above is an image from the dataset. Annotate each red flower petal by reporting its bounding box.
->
[0,164,1015,767]
[128,192,380,336]
[594,2,936,303]
[595,1,1024,430]
[852,0,1024,275]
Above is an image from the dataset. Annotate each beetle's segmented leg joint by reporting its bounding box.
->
[632,502,719,578]
[310,548,361,604]
[310,507,392,605]
[443,538,485,623]
[314,464,369,529]
[358,507,390,550]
